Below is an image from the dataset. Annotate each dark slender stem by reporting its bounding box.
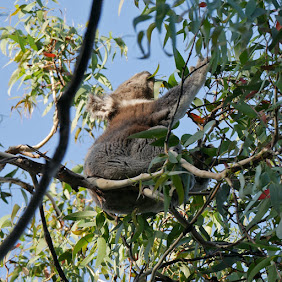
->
[39,205,69,281]
[0,0,103,261]
[164,14,206,153]
[29,173,68,281]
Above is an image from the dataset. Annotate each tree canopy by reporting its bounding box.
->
[0,0,281,281]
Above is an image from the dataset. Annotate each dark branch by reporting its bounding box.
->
[39,205,69,281]
[29,173,68,281]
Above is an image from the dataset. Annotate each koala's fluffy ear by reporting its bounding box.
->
[86,94,114,121]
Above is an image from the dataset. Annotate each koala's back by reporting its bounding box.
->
[84,101,165,213]
[84,101,164,179]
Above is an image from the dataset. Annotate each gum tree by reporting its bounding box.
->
[0,0,281,281]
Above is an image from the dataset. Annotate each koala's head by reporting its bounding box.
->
[87,71,154,121]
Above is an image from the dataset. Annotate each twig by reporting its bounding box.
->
[230,184,256,245]
[0,176,61,223]
[39,206,68,281]
[0,0,103,261]
[169,206,230,248]
[164,14,206,154]
[0,177,34,193]
[271,74,279,148]
[189,181,222,227]
[30,174,68,281]
[7,70,59,156]
[87,170,164,190]
[159,250,263,269]
[149,231,184,282]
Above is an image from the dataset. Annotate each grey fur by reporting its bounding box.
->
[84,58,210,214]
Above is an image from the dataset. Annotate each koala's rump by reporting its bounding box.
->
[89,186,164,214]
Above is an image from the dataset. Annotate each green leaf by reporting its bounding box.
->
[168,13,177,51]
[246,198,271,229]
[64,211,97,220]
[72,164,84,174]
[227,0,245,19]
[73,234,94,259]
[168,72,178,87]
[114,222,124,244]
[168,151,178,163]
[270,183,282,214]
[195,36,202,55]
[0,215,11,230]
[173,49,188,77]
[232,102,257,118]
[255,164,262,188]
[172,175,184,204]
[95,73,112,90]
[245,0,256,18]
[276,215,282,239]
[155,3,170,32]
[247,256,274,282]
[133,15,152,30]
[267,264,278,281]
[239,50,249,64]
[147,22,156,45]
[11,204,21,223]
[183,130,204,147]
[8,68,21,95]
[95,237,107,267]
[35,238,47,255]
[203,120,216,132]
[129,127,167,139]
[22,2,36,13]
[0,38,8,56]
[15,30,26,52]
[36,0,43,7]
[268,28,282,51]
[151,63,160,77]
[208,257,241,273]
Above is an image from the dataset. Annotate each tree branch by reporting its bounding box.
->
[0,145,276,194]
[30,174,68,281]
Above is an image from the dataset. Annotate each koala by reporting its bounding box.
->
[84,58,210,214]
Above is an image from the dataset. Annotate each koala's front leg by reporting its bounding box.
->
[154,57,210,126]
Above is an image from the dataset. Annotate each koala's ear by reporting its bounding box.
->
[86,94,115,121]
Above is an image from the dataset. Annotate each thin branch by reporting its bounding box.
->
[189,181,222,227]
[231,184,256,245]
[0,176,61,221]
[87,170,163,190]
[0,0,103,261]
[169,206,230,248]
[30,174,68,281]
[164,13,206,154]
[0,177,34,193]
[39,205,68,281]
[7,70,59,156]
[149,231,184,282]
[271,74,279,148]
[175,147,275,182]
[159,250,263,269]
